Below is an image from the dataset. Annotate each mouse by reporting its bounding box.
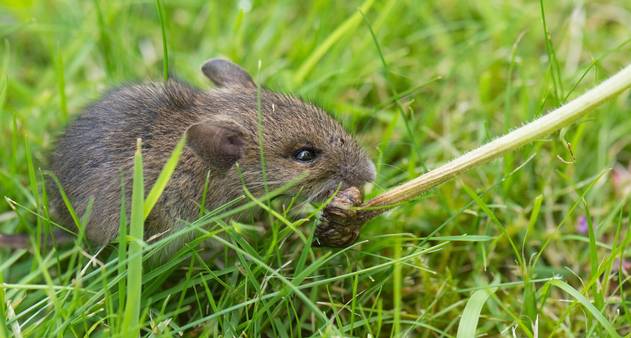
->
[0,58,376,261]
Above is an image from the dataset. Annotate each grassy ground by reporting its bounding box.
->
[1,0,631,336]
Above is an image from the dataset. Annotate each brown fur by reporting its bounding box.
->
[47,59,375,260]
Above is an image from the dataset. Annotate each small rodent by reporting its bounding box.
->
[3,59,375,260]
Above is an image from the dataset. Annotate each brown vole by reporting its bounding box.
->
[5,59,374,259]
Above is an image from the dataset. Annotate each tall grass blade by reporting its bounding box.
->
[523,194,543,327]
[144,135,185,219]
[54,43,68,121]
[539,0,564,101]
[0,269,9,338]
[293,0,374,84]
[92,0,115,76]
[550,280,620,338]
[0,40,8,111]
[117,172,128,331]
[361,11,420,177]
[155,0,169,80]
[121,139,145,336]
[582,202,605,310]
[456,287,497,338]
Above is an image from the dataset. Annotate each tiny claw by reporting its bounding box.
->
[314,186,365,247]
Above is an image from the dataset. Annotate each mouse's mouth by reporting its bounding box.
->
[265,179,364,208]
[306,180,350,204]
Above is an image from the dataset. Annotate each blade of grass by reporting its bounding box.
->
[550,279,620,338]
[462,184,525,269]
[361,11,421,178]
[539,0,564,102]
[198,170,211,217]
[155,0,169,80]
[116,172,128,332]
[0,40,7,112]
[293,0,375,84]
[92,0,115,77]
[54,42,68,121]
[456,287,497,338]
[523,194,544,328]
[0,267,9,338]
[581,201,604,310]
[121,138,145,337]
[143,135,185,220]
[391,229,402,337]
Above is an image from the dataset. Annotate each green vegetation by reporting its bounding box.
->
[1,0,631,336]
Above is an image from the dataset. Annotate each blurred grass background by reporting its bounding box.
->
[1,0,631,336]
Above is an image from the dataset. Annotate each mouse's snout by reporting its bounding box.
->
[365,160,377,182]
[340,158,376,189]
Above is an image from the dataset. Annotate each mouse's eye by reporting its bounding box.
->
[292,147,319,163]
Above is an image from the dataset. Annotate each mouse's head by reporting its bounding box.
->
[187,59,376,203]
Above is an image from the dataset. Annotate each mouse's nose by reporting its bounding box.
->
[342,159,376,188]
[365,160,377,182]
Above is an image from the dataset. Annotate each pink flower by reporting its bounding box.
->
[576,216,588,234]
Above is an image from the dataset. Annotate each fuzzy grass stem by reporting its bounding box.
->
[363,64,631,213]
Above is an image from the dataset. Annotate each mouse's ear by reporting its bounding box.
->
[186,119,246,171]
[201,59,256,89]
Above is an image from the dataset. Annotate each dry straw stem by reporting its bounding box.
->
[363,64,631,214]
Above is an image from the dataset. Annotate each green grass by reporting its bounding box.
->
[1,0,631,336]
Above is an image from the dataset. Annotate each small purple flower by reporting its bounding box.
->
[576,215,588,234]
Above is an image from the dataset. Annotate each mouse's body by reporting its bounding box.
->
[41,59,375,260]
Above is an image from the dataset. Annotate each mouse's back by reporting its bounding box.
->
[49,81,201,244]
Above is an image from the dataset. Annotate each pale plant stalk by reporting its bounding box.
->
[364,64,631,211]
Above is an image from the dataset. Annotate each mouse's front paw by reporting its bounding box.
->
[313,186,364,247]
